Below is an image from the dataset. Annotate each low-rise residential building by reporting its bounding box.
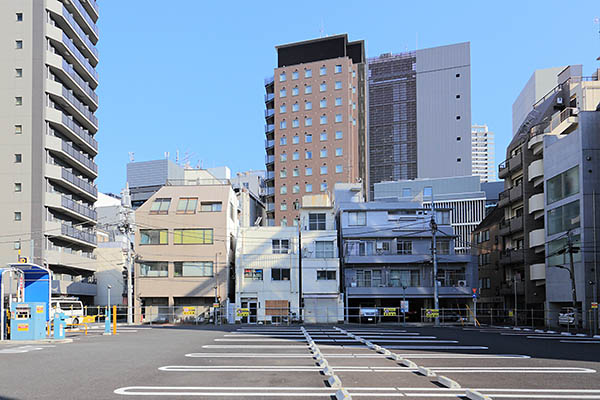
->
[300,194,343,323]
[235,227,299,323]
[134,178,238,323]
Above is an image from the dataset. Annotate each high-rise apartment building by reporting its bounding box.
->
[471,124,496,182]
[0,0,100,293]
[264,34,367,227]
[367,43,472,194]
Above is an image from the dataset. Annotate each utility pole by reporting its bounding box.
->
[555,230,580,327]
[120,183,134,325]
[429,188,439,327]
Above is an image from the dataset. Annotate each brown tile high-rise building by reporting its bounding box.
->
[264,34,367,227]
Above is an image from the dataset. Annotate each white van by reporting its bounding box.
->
[50,299,84,325]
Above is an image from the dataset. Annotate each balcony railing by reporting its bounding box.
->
[62,33,98,81]
[61,113,98,150]
[264,76,274,86]
[62,86,98,127]
[61,140,97,173]
[62,59,97,104]
[266,202,275,212]
[550,107,579,133]
[61,223,97,245]
[265,171,274,180]
[265,124,275,133]
[71,0,99,37]
[265,187,275,196]
[265,139,274,149]
[265,155,274,164]
[61,5,98,59]
[61,167,97,197]
[61,195,97,220]
[265,109,275,118]
[264,93,275,102]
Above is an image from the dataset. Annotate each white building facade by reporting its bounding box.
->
[471,124,496,182]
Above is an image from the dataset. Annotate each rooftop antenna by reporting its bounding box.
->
[595,17,600,61]
[175,149,179,164]
[128,152,135,162]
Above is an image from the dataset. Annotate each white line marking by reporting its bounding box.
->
[560,340,600,344]
[184,352,530,359]
[202,345,309,348]
[387,345,488,350]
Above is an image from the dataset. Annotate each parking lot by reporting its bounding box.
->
[0,324,599,399]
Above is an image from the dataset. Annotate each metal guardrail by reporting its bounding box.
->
[61,113,98,150]
[61,139,97,173]
[61,167,98,197]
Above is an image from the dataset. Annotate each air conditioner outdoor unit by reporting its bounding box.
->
[457,280,467,288]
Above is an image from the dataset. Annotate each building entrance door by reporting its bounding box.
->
[241,299,258,324]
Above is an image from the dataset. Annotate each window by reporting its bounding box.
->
[293,201,300,210]
[174,229,213,244]
[423,187,432,197]
[272,268,290,281]
[292,184,300,194]
[15,125,22,134]
[320,131,327,141]
[335,97,342,106]
[280,120,287,129]
[315,241,334,257]
[335,114,342,123]
[305,85,312,94]
[352,118,356,126]
[279,88,286,98]
[305,133,312,143]
[320,165,327,175]
[335,130,343,139]
[478,253,490,266]
[305,150,312,160]
[14,183,22,192]
[177,198,198,214]
[320,66,326,75]
[280,153,287,162]
[14,154,22,163]
[352,102,356,110]
[292,103,299,112]
[293,151,299,160]
[305,101,312,110]
[200,201,221,212]
[280,136,287,145]
[150,198,171,214]
[272,239,290,254]
[352,86,356,94]
[305,117,312,126]
[335,164,343,173]
[15,97,22,106]
[14,212,21,221]
[352,69,356,77]
[305,167,313,176]
[547,200,580,236]
[15,68,22,78]
[175,261,213,277]
[309,213,326,231]
[280,202,287,211]
[281,218,287,227]
[279,104,287,114]
[306,183,313,192]
[292,168,299,177]
[292,119,299,128]
[292,71,299,80]
[140,229,168,245]
[320,115,327,125]
[389,269,419,287]
[279,72,286,82]
[244,268,263,280]
[139,262,168,277]
[335,65,342,74]
[320,99,327,108]
[292,87,299,96]
[348,211,366,226]
[320,83,327,92]
[402,188,411,197]
[456,116,461,120]
[456,94,461,99]
[335,81,342,90]
[456,73,460,78]
[292,134,299,144]
[335,148,342,156]
[548,234,582,267]
[320,182,327,192]
[280,185,287,194]
[14,241,21,250]
[397,240,412,255]
[16,13,23,22]
[305,69,312,78]
[15,40,23,49]
[320,149,327,158]
[547,166,579,204]
[436,239,450,255]
[317,270,337,280]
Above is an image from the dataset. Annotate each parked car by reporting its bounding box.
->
[558,307,579,326]
[359,307,379,323]
[50,298,84,325]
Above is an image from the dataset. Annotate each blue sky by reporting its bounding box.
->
[95,0,600,194]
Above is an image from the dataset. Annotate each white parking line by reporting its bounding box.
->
[185,352,531,359]
[387,345,489,350]
[0,345,54,354]
[202,345,309,348]
[560,340,600,344]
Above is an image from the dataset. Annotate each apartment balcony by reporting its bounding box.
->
[46,192,97,223]
[47,81,98,132]
[46,108,98,155]
[530,263,546,281]
[266,202,275,212]
[265,154,275,165]
[46,52,98,108]
[499,280,525,296]
[63,0,99,43]
[45,163,98,201]
[264,93,275,103]
[346,285,471,299]
[265,139,274,151]
[79,0,99,25]
[264,187,275,196]
[528,159,544,187]
[499,249,525,266]
[265,124,275,134]
[46,246,96,272]
[528,123,549,155]
[264,76,274,87]
[52,277,96,297]
[529,229,545,250]
[498,153,523,179]
[46,135,97,178]
[266,218,275,227]
[498,185,523,208]
[265,108,275,123]
[550,107,579,136]
[498,216,523,236]
[47,25,98,86]
[265,171,274,181]
[529,194,544,219]
[46,220,96,247]
[344,253,471,265]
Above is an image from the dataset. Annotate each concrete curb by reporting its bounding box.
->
[317,359,328,368]
[327,375,342,388]
[417,366,436,377]
[0,338,72,345]
[465,389,492,400]
[322,365,334,376]
[437,375,461,388]
[335,389,352,400]
[401,359,417,368]
[387,353,403,361]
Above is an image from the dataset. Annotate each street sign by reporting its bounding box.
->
[508,310,514,317]
[472,293,477,298]
[592,302,598,309]
[182,307,196,316]
[236,308,249,317]
[383,307,397,317]
[400,301,409,313]
[425,309,439,318]
[472,288,477,293]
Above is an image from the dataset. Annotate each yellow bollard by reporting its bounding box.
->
[112,305,117,335]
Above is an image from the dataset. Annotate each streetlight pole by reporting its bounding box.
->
[402,285,407,326]
[429,194,439,327]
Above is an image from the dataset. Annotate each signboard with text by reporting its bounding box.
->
[383,308,397,317]
[425,309,439,318]
[236,308,249,318]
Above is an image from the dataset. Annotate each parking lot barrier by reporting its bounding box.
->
[387,353,403,361]
[317,359,328,368]
[327,375,342,388]
[437,375,461,388]
[401,359,417,368]
[417,366,436,377]
[465,389,492,400]
[335,389,352,400]
[66,323,88,335]
[322,365,334,376]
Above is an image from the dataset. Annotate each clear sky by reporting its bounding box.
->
[94,0,600,194]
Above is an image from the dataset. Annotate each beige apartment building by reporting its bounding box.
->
[264,34,367,227]
[0,0,100,300]
[134,179,238,322]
